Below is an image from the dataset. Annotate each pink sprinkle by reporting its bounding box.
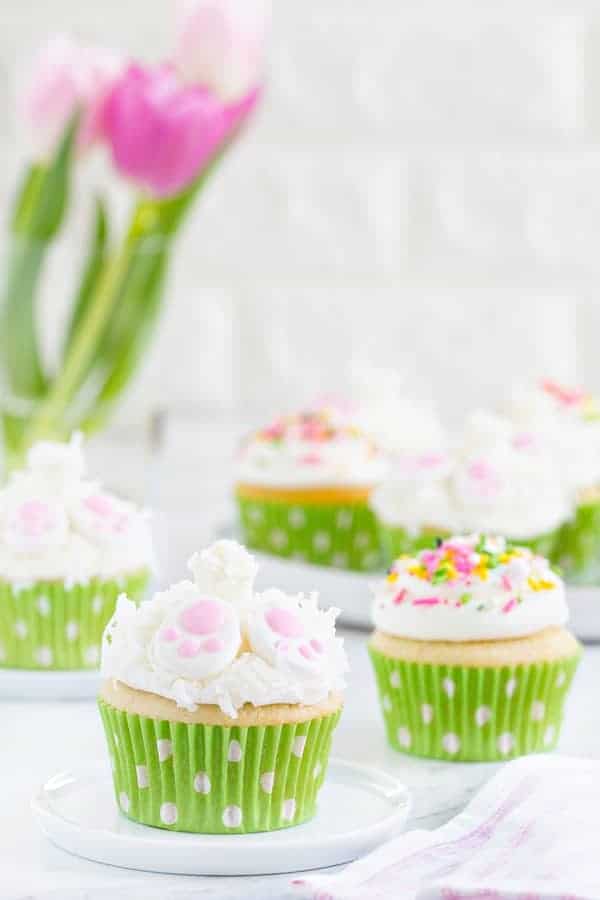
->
[85,493,114,517]
[299,644,315,660]
[413,597,442,606]
[201,637,224,653]
[300,452,321,465]
[502,597,517,614]
[512,431,536,450]
[393,589,408,605]
[180,598,225,636]
[501,574,512,592]
[160,627,178,642]
[417,453,446,468]
[310,638,324,653]
[178,639,200,658]
[265,607,304,639]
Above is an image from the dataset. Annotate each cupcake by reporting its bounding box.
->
[449,411,572,558]
[369,535,581,761]
[0,436,152,670]
[235,406,387,571]
[99,540,346,833]
[370,451,456,565]
[509,379,600,583]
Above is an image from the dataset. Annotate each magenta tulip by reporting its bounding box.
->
[175,0,269,101]
[23,34,122,158]
[102,63,259,197]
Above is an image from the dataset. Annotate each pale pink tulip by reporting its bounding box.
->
[174,0,269,101]
[23,34,122,158]
[102,63,259,197]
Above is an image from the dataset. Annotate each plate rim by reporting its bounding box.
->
[32,756,411,875]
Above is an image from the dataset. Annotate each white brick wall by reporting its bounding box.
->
[1,1,599,433]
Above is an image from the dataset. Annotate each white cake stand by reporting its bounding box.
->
[0,667,101,700]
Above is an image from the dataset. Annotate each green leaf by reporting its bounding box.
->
[0,114,79,402]
[62,195,109,359]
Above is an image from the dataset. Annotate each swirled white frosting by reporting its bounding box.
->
[101,540,347,717]
[0,436,153,582]
[369,452,457,534]
[508,379,600,493]
[235,407,387,488]
[372,534,568,641]
[450,411,571,538]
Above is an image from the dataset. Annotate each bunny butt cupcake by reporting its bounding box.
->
[235,406,386,571]
[369,535,581,761]
[509,379,600,583]
[450,410,571,558]
[0,435,152,670]
[370,451,456,565]
[99,540,346,833]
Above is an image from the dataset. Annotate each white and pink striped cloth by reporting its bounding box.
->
[292,755,600,900]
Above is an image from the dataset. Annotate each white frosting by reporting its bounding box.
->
[101,540,347,717]
[349,364,448,456]
[372,534,569,641]
[0,436,153,582]
[236,408,387,487]
[370,411,571,539]
[369,452,457,534]
[508,380,600,493]
[450,411,571,539]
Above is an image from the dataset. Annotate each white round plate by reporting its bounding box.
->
[0,667,101,700]
[32,758,411,876]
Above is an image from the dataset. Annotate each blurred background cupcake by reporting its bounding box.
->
[235,405,387,571]
[100,540,346,833]
[369,534,581,761]
[450,409,572,558]
[370,451,456,565]
[0,435,153,670]
[508,379,600,583]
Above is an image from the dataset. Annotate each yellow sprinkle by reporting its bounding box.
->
[408,564,428,580]
[386,571,398,583]
[474,562,489,581]
[527,577,555,592]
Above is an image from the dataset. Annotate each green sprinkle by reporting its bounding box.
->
[460,593,471,605]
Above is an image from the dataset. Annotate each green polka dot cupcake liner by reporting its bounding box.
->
[377,524,450,568]
[369,646,581,762]
[237,495,381,571]
[0,570,149,670]
[554,498,600,585]
[99,700,341,834]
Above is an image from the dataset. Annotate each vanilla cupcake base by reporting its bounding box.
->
[99,681,343,834]
[369,627,581,762]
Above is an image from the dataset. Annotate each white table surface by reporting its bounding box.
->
[3,629,600,900]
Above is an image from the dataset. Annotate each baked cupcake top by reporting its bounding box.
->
[450,411,571,539]
[369,451,457,535]
[236,406,387,488]
[508,379,600,493]
[101,540,348,718]
[372,534,568,642]
[0,436,153,583]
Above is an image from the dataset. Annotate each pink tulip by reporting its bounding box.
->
[174,0,269,101]
[23,34,122,158]
[102,63,259,197]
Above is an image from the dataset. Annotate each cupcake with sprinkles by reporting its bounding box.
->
[235,406,387,571]
[369,534,581,761]
[509,379,600,583]
[99,539,346,833]
[0,435,152,670]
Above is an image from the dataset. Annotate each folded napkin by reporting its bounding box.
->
[292,755,600,900]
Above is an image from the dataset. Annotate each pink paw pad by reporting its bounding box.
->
[180,598,225,635]
[201,637,224,653]
[265,607,304,639]
[178,639,200,658]
[160,627,178,642]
